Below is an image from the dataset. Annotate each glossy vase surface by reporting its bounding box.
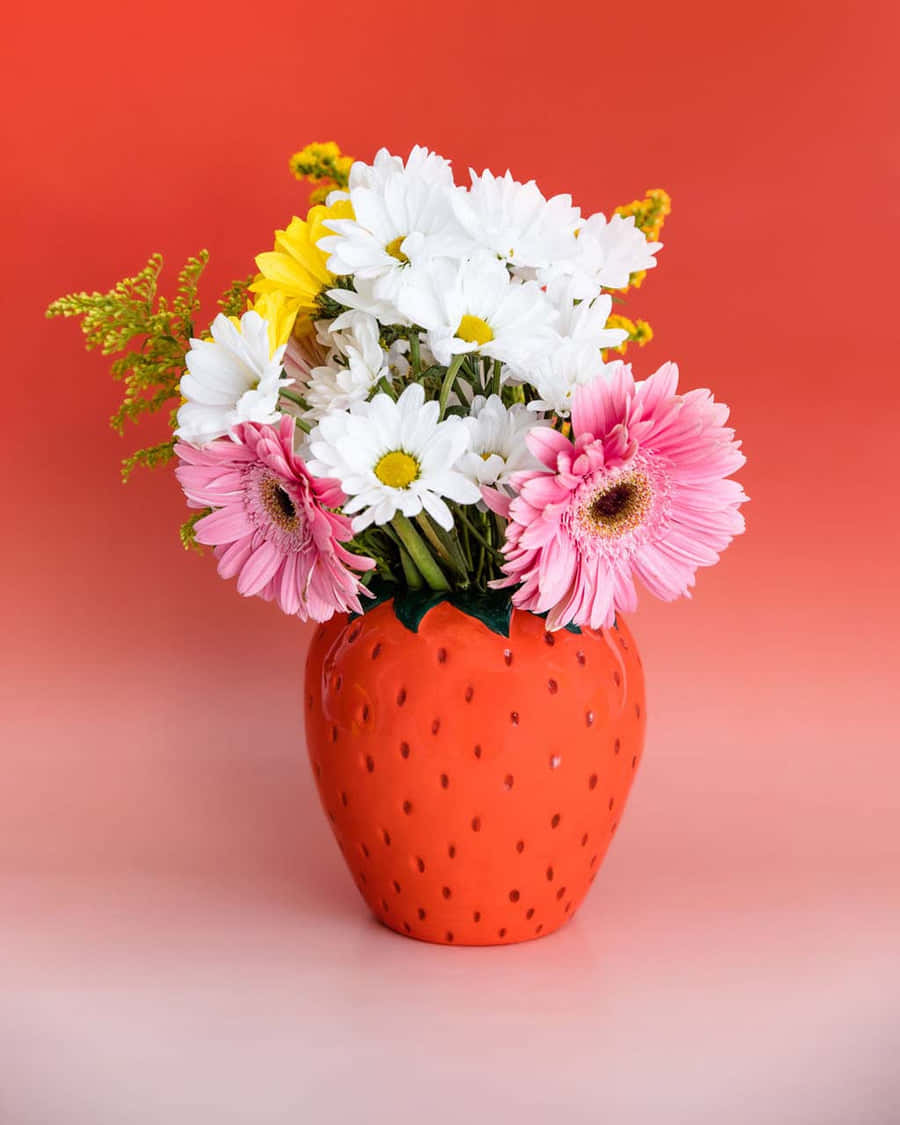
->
[304,600,646,946]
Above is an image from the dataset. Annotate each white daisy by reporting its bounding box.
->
[458,394,547,487]
[545,279,629,350]
[346,145,456,192]
[174,311,288,445]
[318,175,471,305]
[302,311,394,420]
[453,168,581,271]
[523,339,616,417]
[541,212,662,297]
[307,382,480,531]
[327,276,412,327]
[396,254,558,368]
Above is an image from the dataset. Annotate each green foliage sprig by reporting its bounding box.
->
[179,508,213,553]
[46,251,209,480]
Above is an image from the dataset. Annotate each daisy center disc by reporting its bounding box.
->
[374,450,420,489]
[580,472,652,538]
[456,314,494,346]
[385,236,409,264]
[260,476,300,530]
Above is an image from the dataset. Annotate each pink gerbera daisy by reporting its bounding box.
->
[486,361,747,630]
[175,416,374,620]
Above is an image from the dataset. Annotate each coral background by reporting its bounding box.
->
[2,0,898,1121]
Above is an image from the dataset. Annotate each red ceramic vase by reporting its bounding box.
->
[304,601,646,945]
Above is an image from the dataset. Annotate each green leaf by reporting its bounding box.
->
[448,588,513,637]
[352,574,396,619]
[392,587,448,633]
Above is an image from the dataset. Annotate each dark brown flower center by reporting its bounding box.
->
[261,477,299,530]
[589,482,635,524]
[579,471,652,538]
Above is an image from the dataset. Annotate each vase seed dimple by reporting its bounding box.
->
[396,687,407,706]
[416,856,426,873]
[544,633,555,647]
[576,651,586,665]
[515,840,525,853]
[608,797,615,811]
[464,685,474,702]
[498,928,507,938]
[382,828,391,846]
[432,718,440,735]
[526,907,535,919]
[392,880,402,894]
[371,643,382,660]
[547,679,558,694]
[473,911,481,922]
[504,774,514,790]
[585,711,595,727]
[589,773,598,789]
[442,886,452,899]
[440,773,449,789]
[400,742,410,759]
[474,745,482,759]
[471,816,482,832]
[550,754,561,769]
[546,866,554,881]
[509,889,520,902]
[365,754,375,773]
[418,907,426,920]
[437,647,447,663]
[557,886,566,900]
[448,844,456,858]
[403,800,413,815]
[614,738,621,755]
[510,711,520,725]
[551,813,561,828]
[503,649,513,666]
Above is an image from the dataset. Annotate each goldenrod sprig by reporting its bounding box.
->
[289,141,354,204]
[46,251,209,478]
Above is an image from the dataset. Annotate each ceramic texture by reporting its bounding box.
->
[304,601,646,946]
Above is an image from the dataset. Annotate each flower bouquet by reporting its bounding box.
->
[50,142,746,945]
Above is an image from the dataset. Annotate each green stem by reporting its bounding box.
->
[416,513,470,579]
[491,359,502,397]
[375,376,397,399]
[391,513,450,591]
[437,354,466,420]
[280,387,306,408]
[408,331,421,377]
[455,508,504,559]
[383,526,424,589]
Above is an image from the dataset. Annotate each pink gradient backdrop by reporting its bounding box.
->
[2,0,899,1120]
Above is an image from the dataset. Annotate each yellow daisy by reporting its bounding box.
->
[250,198,353,337]
[251,289,297,355]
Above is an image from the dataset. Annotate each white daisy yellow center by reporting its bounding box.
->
[385,236,409,263]
[456,314,494,346]
[374,450,420,489]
